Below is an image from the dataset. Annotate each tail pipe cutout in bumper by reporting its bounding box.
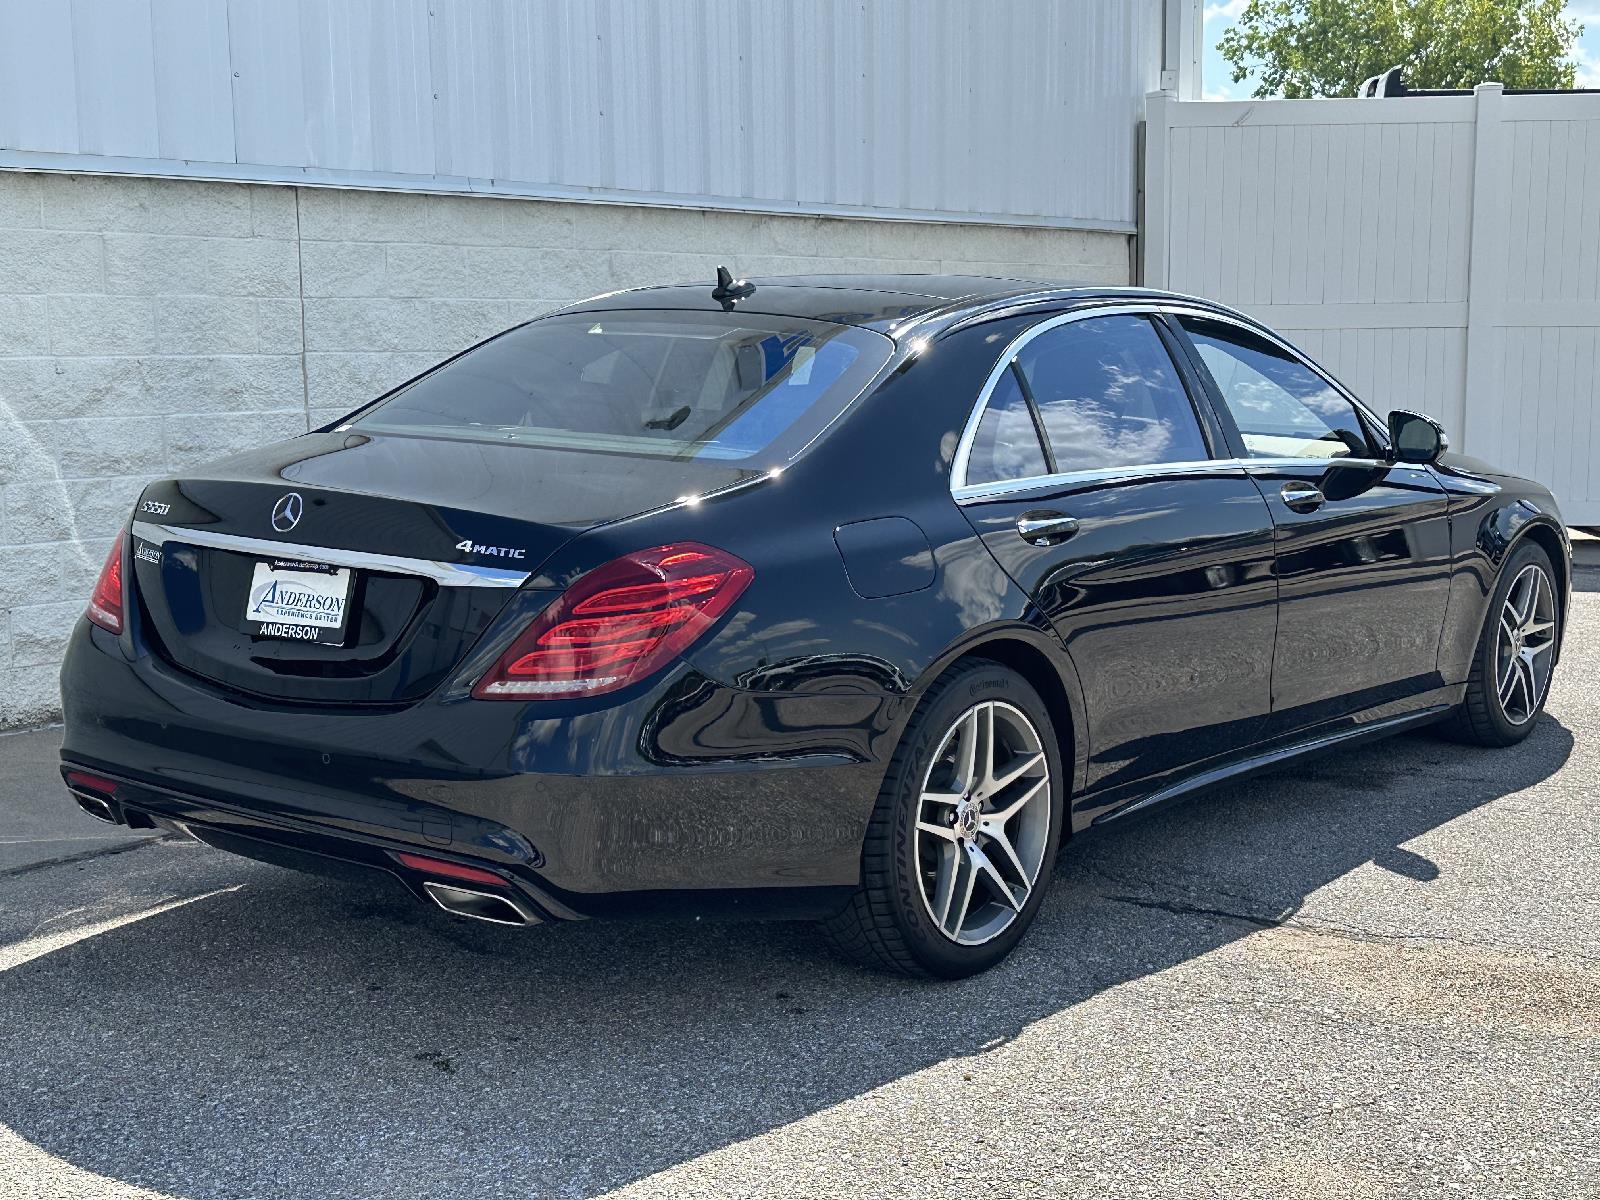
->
[59,766,549,928]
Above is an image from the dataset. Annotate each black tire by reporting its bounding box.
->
[1439,539,1560,747]
[821,660,1065,979]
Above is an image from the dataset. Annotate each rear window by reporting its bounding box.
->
[348,311,894,463]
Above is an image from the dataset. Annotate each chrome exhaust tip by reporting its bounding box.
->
[71,791,118,825]
[421,881,539,927]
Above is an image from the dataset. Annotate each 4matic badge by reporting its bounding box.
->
[455,539,526,560]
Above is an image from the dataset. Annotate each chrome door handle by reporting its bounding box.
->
[1016,511,1080,545]
[1280,481,1325,513]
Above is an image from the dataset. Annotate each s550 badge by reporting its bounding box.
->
[455,539,526,560]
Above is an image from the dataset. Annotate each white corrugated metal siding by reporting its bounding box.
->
[0,0,1173,230]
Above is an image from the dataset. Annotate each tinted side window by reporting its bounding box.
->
[1179,317,1371,460]
[965,367,1049,485]
[1015,315,1210,473]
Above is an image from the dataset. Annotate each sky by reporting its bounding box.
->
[1200,0,1600,99]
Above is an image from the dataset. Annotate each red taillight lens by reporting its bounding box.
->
[392,851,506,887]
[473,542,754,700]
[86,529,127,635]
[65,770,119,796]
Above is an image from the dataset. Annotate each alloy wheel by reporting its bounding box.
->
[913,700,1052,946]
[1495,562,1557,726]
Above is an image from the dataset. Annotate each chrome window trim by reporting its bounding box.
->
[1240,456,1393,473]
[129,521,531,589]
[953,458,1245,503]
[953,455,1401,504]
[949,303,1189,493]
[947,299,1394,502]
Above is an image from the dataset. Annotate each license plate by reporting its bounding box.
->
[243,560,353,645]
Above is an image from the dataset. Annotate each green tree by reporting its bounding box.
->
[1218,0,1583,98]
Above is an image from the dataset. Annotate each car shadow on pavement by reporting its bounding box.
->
[0,716,1574,1199]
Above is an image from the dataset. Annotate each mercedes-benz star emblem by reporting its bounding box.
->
[271,492,304,533]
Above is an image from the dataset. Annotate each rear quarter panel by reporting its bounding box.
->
[527,311,1091,782]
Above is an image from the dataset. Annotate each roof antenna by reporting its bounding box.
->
[711,265,756,309]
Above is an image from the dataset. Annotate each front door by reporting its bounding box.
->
[1171,314,1452,735]
[955,311,1279,797]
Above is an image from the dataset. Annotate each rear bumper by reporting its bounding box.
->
[60,763,581,923]
[60,621,896,921]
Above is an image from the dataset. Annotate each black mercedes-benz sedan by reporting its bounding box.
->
[59,273,1569,978]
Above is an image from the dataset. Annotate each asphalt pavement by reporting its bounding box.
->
[0,724,159,873]
[1,568,1596,1199]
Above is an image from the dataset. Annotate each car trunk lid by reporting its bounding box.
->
[128,431,756,705]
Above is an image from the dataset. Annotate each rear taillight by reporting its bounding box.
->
[64,769,119,797]
[85,529,127,635]
[392,851,505,887]
[473,542,753,700]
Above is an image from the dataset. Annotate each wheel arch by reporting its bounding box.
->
[913,628,1089,812]
[1506,518,1569,664]
[1515,520,1568,599]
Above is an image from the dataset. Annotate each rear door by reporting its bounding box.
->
[1169,313,1452,735]
[955,309,1278,796]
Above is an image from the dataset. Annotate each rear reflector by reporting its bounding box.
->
[472,542,753,699]
[65,770,120,797]
[85,529,128,635]
[392,851,506,887]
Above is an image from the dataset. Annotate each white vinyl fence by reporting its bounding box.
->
[1143,84,1600,526]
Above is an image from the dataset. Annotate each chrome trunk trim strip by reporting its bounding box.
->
[129,521,530,589]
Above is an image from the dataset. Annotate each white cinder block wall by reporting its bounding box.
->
[0,170,1131,728]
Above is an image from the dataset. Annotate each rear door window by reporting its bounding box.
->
[1014,314,1211,473]
[350,311,893,464]
[965,367,1050,486]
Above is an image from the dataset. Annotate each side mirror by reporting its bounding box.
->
[1387,409,1448,465]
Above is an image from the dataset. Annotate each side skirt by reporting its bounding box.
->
[1088,702,1456,828]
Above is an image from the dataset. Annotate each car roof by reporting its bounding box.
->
[561,273,1191,335]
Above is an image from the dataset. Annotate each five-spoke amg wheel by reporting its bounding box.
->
[823,662,1064,978]
[913,700,1052,945]
[1494,561,1558,726]
[1445,539,1560,746]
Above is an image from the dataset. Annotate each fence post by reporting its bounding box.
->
[1461,82,1507,453]
[1160,0,1202,98]
[1141,90,1174,288]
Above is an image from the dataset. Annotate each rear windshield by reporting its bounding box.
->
[348,311,894,463]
